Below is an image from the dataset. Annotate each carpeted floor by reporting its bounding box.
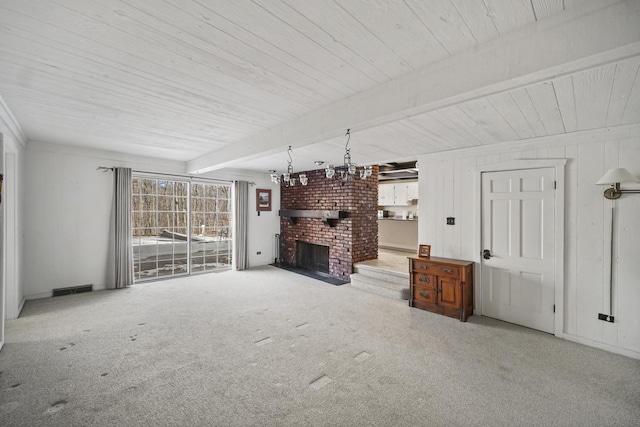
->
[1,266,639,426]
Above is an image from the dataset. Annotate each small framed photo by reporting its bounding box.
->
[418,244,431,258]
[256,189,272,211]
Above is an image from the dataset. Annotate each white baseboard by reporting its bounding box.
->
[563,333,640,360]
[25,283,109,302]
[25,292,53,301]
[17,298,26,317]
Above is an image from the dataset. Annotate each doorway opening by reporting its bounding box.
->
[377,160,419,252]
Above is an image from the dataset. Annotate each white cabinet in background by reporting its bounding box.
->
[378,182,418,206]
[394,184,408,205]
[378,184,395,205]
[406,182,419,200]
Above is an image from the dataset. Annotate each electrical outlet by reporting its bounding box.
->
[446,217,455,225]
[257,251,261,255]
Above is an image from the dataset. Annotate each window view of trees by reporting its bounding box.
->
[190,183,232,273]
[132,177,232,281]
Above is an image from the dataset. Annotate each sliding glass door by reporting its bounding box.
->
[190,182,232,273]
[132,176,232,281]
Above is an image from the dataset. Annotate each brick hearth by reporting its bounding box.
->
[279,166,378,280]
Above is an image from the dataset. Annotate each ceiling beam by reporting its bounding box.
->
[187,0,640,174]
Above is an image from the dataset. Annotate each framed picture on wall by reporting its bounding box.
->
[256,189,272,211]
[418,244,431,258]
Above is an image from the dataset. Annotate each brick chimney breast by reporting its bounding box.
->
[279,166,379,280]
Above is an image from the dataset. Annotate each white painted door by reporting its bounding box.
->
[481,168,555,333]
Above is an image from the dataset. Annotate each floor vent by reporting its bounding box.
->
[52,284,93,297]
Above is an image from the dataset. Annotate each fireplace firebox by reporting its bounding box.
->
[296,241,330,274]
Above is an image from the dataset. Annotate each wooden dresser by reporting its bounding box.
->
[408,256,474,322]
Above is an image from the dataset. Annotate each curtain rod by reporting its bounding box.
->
[96,166,254,185]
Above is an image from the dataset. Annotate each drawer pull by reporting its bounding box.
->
[419,290,430,299]
[419,264,428,269]
[443,268,453,274]
[418,277,430,283]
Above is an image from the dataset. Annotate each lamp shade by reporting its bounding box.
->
[596,168,640,185]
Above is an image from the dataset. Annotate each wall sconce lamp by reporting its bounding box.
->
[596,168,640,199]
[594,167,639,324]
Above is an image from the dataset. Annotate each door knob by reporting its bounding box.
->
[483,249,492,260]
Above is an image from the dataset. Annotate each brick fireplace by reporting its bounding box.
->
[279,166,379,281]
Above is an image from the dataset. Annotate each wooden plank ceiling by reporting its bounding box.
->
[0,0,639,173]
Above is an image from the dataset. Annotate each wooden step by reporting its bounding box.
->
[350,272,409,300]
[354,263,409,283]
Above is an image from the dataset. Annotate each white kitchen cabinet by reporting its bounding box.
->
[378,181,418,206]
[394,184,408,205]
[406,182,419,200]
[378,184,395,205]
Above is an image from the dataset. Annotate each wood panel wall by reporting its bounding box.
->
[417,129,640,356]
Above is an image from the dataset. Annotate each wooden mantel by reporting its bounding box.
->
[279,210,348,227]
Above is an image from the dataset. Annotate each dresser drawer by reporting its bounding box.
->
[412,272,435,287]
[412,260,460,278]
[436,265,460,278]
[412,259,432,273]
[412,283,437,304]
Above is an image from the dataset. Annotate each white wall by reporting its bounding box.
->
[24,142,280,300]
[417,125,640,358]
[24,142,185,298]
[378,219,418,251]
[246,182,280,267]
[1,97,26,320]
[204,168,281,267]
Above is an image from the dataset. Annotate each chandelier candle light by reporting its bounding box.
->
[270,146,308,187]
[325,129,373,181]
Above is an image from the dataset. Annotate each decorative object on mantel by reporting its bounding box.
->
[418,244,431,258]
[596,167,640,199]
[325,129,373,181]
[269,146,308,187]
[256,189,272,212]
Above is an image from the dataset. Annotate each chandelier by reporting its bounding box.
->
[325,129,372,181]
[269,145,308,187]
